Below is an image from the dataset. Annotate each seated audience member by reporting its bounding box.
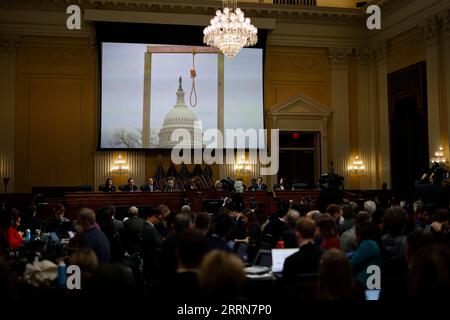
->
[381,206,408,278]
[166,230,207,300]
[155,204,171,238]
[415,170,449,208]
[123,178,138,192]
[256,204,278,245]
[195,212,212,236]
[273,177,290,191]
[281,209,300,248]
[141,177,159,192]
[429,209,450,244]
[316,214,340,250]
[340,212,371,253]
[338,204,355,235]
[99,178,115,192]
[44,203,71,236]
[350,221,382,288]
[364,200,377,215]
[107,206,124,235]
[247,178,257,191]
[241,209,262,248]
[282,218,324,279]
[141,207,163,291]
[371,208,385,230]
[254,177,268,191]
[19,205,43,236]
[8,209,23,250]
[326,204,342,226]
[160,213,193,278]
[96,208,124,262]
[306,210,322,222]
[214,179,223,191]
[407,244,450,300]
[416,205,436,231]
[205,214,234,252]
[181,205,191,213]
[164,177,181,192]
[187,178,199,190]
[380,229,436,301]
[317,249,364,301]
[226,201,246,241]
[123,206,145,254]
[76,208,111,263]
[68,248,99,295]
[198,250,246,301]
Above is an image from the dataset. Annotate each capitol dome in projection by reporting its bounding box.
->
[158,77,203,148]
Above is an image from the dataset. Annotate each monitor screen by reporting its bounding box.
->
[271,248,299,273]
[100,42,264,149]
[254,249,272,267]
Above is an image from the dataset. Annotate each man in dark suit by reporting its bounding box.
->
[141,177,159,192]
[160,213,193,278]
[123,206,145,254]
[163,177,181,192]
[45,203,72,237]
[254,177,268,191]
[77,208,111,263]
[123,178,138,192]
[141,207,163,291]
[205,213,233,253]
[282,218,323,279]
[163,229,207,301]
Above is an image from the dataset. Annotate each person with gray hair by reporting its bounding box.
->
[76,208,111,263]
[281,209,301,248]
[123,206,146,254]
[364,200,377,215]
[181,205,192,213]
[128,206,139,217]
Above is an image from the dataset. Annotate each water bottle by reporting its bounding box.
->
[25,229,31,241]
[57,260,67,288]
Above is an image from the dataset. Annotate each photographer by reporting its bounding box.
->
[316,171,345,213]
[415,166,449,208]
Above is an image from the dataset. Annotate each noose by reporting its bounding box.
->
[189,49,198,108]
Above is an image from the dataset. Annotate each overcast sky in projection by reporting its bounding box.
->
[101,42,264,148]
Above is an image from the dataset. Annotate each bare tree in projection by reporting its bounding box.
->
[108,128,158,148]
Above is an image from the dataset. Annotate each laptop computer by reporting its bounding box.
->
[234,242,249,262]
[271,248,299,275]
[244,249,271,275]
[48,232,59,242]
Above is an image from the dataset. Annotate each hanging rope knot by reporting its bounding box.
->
[190,50,198,108]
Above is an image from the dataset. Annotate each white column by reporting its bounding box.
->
[357,49,377,189]
[329,48,351,187]
[442,11,450,157]
[0,34,19,192]
[374,41,391,188]
[422,16,442,160]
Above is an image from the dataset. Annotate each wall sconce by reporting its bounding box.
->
[348,156,366,175]
[234,155,252,175]
[111,154,129,174]
[431,146,446,164]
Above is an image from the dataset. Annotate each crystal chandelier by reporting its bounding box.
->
[431,146,446,164]
[203,0,258,59]
[111,154,129,175]
[348,156,366,175]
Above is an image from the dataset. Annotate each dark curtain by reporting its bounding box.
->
[388,62,428,200]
